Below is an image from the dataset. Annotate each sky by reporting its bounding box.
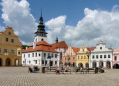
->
[0,0,119,49]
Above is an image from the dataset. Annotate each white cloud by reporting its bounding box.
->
[0,0,37,45]
[46,5,119,49]
[1,0,119,49]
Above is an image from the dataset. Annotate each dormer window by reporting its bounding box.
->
[8,32,11,35]
[100,47,102,49]
[83,49,84,52]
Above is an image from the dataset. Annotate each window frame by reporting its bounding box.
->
[6,38,8,42]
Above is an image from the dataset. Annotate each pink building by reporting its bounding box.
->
[113,46,119,69]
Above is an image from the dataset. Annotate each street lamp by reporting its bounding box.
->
[86,51,91,73]
[47,53,53,71]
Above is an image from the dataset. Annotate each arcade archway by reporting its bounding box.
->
[6,58,11,66]
[113,63,119,69]
[78,63,83,67]
[15,59,19,66]
[0,58,2,66]
[85,62,89,68]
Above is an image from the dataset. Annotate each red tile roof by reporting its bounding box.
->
[72,47,80,53]
[22,41,58,53]
[87,47,95,51]
[51,41,68,48]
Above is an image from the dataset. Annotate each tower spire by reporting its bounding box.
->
[41,7,42,17]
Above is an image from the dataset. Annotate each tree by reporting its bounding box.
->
[22,45,29,49]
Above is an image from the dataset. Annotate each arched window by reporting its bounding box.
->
[41,38,43,41]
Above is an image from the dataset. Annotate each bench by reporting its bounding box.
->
[85,68,95,73]
[46,67,57,74]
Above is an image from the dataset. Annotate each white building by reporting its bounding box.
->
[22,10,59,67]
[22,41,59,66]
[91,40,113,69]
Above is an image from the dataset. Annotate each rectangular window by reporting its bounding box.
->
[39,53,40,56]
[29,61,31,64]
[51,53,53,58]
[60,52,62,60]
[11,50,14,53]
[114,56,117,61]
[92,55,94,59]
[48,53,50,57]
[81,56,83,59]
[96,55,98,59]
[78,56,79,59]
[18,50,21,54]
[6,38,8,41]
[55,61,57,64]
[35,53,37,57]
[108,55,110,58]
[55,54,57,58]
[65,58,66,60]
[100,47,102,49]
[11,39,14,43]
[42,60,44,64]
[28,54,30,57]
[0,48,1,53]
[32,53,34,57]
[73,57,75,60]
[44,53,46,59]
[100,55,102,58]
[4,49,7,53]
[84,56,86,59]
[24,54,25,58]
[104,55,106,58]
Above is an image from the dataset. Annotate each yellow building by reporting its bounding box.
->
[0,26,22,66]
[76,45,95,68]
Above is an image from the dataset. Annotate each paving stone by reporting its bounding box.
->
[0,67,119,86]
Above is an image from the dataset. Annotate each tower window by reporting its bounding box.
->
[41,38,43,41]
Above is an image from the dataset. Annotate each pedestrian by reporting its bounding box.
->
[80,67,84,74]
[61,67,64,74]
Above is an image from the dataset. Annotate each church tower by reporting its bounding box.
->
[33,9,47,49]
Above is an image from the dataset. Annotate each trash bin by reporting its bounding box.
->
[42,67,45,73]
[95,67,98,73]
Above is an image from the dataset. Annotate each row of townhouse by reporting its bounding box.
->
[63,40,119,69]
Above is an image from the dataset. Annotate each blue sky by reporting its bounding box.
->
[0,0,119,49]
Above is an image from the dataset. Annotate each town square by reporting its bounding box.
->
[0,67,119,86]
[0,0,119,86]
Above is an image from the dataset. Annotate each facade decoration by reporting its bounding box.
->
[77,45,95,68]
[112,46,119,69]
[91,40,113,69]
[0,26,22,66]
[63,45,80,67]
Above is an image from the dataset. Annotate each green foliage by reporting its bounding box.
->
[22,45,29,49]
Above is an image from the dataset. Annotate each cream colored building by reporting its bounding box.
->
[0,26,22,66]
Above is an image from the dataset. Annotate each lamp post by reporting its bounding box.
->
[86,51,91,73]
[47,53,53,71]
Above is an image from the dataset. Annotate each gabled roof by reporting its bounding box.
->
[114,46,119,51]
[72,47,80,53]
[30,41,52,47]
[87,47,95,51]
[51,41,68,48]
[22,41,58,53]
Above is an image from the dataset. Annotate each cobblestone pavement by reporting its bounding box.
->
[0,67,119,86]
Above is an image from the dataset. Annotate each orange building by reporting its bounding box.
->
[63,45,80,67]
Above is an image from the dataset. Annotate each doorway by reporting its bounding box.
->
[15,59,19,66]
